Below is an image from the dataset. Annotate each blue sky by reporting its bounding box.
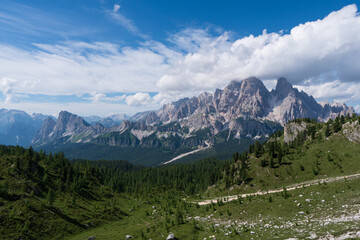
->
[0,0,359,116]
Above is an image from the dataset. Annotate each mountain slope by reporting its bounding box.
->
[33,77,354,165]
[0,109,50,146]
[207,114,360,198]
[139,77,354,128]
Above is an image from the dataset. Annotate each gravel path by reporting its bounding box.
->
[195,172,360,205]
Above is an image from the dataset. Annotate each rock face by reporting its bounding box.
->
[283,122,307,143]
[342,121,360,142]
[32,77,354,164]
[34,77,354,146]
[138,77,354,129]
[40,111,93,142]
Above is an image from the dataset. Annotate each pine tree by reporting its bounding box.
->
[15,157,21,170]
[269,157,275,168]
[340,115,345,124]
[47,189,55,206]
[333,116,341,133]
[324,123,330,137]
[278,148,283,165]
[254,141,261,158]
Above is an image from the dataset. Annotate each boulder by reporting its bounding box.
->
[166,233,175,240]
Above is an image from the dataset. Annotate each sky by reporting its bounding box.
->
[0,0,360,117]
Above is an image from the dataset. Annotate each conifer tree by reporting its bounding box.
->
[324,123,330,137]
[333,116,341,133]
[340,115,345,124]
[254,141,261,158]
[47,189,55,206]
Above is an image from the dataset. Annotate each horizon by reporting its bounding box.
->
[0,0,360,116]
[2,76,355,118]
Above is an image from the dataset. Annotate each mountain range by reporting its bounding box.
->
[0,109,50,146]
[29,77,354,165]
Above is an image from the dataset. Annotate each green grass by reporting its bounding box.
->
[203,125,360,198]
[67,175,360,240]
[0,152,135,240]
[3,118,360,239]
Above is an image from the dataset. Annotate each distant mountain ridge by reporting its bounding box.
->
[0,109,52,146]
[138,77,353,129]
[83,114,130,127]
[32,77,354,165]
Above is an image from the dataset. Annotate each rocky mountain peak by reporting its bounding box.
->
[239,76,269,97]
[33,117,56,142]
[225,79,242,91]
[57,111,90,131]
[275,77,294,100]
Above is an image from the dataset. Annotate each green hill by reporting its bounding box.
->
[1,114,360,239]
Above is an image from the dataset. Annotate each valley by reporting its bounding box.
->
[1,113,360,239]
[1,2,360,239]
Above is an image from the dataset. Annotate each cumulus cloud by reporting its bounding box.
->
[0,77,17,103]
[0,4,360,115]
[125,93,152,106]
[296,80,360,102]
[157,4,360,95]
[88,93,126,103]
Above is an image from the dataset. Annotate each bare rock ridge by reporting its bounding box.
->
[32,77,354,160]
[138,77,354,127]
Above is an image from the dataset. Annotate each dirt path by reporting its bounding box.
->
[161,141,211,165]
[195,172,360,205]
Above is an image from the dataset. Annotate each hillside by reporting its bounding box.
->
[2,114,360,239]
[69,114,360,240]
[203,114,360,197]
[0,145,224,239]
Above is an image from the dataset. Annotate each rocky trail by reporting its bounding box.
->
[195,172,360,205]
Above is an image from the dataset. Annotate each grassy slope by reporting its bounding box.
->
[69,119,360,240]
[68,175,360,240]
[204,120,360,198]
[3,118,360,239]
[0,153,137,240]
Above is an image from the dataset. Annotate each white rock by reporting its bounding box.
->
[166,233,175,240]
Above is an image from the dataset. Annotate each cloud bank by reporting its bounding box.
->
[0,4,359,115]
[157,4,360,95]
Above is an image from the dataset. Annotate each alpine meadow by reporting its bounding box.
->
[1,1,360,239]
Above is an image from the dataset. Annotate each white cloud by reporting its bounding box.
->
[113,4,121,13]
[88,93,126,103]
[89,93,106,103]
[2,100,160,117]
[0,77,17,103]
[355,105,360,113]
[0,4,360,116]
[0,41,171,95]
[106,5,146,38]
[157,4,360,96]
[295,80,360,102]
[125,93,152,106]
